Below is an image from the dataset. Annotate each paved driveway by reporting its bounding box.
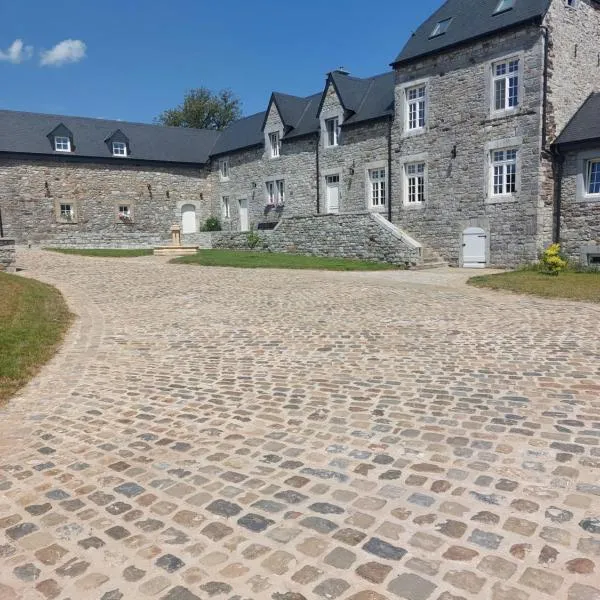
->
[0,249,599,600]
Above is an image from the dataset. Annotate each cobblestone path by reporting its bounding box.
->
[0,249,599,600]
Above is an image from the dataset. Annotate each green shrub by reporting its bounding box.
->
[539,243,567,276]
[200,217,222,232]
[246,229,262,249]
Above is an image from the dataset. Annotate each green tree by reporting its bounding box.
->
[156,88,241,130]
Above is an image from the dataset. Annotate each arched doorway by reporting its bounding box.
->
[181,204,197,234]
[462,227,487,268]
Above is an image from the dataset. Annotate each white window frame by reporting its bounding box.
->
[221,196,230,219]
[367,166,387,209]
[54,136,71,152]
[59,203,74,220]
[576,151,600,202]
[490,148,518,197]
[586,159,600,197]
[219,158,229,181]
[430,17,452,38]
[406,84,427,132]
[268,131,281,158]
[404,162,426,206]
[112,141,127,157]
[117,204,132,222]
[325,117,340,147]
[265,179,285,206]
[491,56,520,114]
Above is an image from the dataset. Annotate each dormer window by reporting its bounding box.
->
[430,17,452,38]
[54,136,71,152]
[112,141,127,157]
[494,0,515,14]
[269,132,281,158]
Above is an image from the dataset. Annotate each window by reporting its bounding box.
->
[586,160,600,196]
[430,17,452,38]
[59,203,74,220]
[369,168,387,207]
[219,159,229,180]
[494,0,515,14]
[405,163,426,204]
[266,180,285,205]
[269,132,281,158]
[221,196,230,219]
[118,205,132,222]
[406,85,426,131]
[112,141,127,157]
[492,58,520,111]
[325,117,340,147]
[491,149,518,195]
[54,136,71,152]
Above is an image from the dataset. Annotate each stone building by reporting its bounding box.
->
[1,0,599,266]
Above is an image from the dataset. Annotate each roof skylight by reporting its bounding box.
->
[430,17,453,38]
[494,0,516,15]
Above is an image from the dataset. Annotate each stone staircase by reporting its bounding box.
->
[417,246,448,269]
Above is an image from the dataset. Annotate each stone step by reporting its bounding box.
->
[414,260,448,270]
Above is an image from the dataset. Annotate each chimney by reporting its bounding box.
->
[331,66,350,76]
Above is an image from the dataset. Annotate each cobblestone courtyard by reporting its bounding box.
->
[1,250,599,600]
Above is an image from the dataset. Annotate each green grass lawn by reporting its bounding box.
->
[469,269,600,303]
[171,249,402,271]
[0,272,72,404]
[46,248,153,257]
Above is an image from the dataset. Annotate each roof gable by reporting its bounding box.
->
[392,0,552,66]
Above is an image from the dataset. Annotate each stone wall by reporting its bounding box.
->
[0,156,211,246]
[213,212,422,266]
[545,0,600,143]
[392,26,547,267]
[558,147,600,264]
[0,238,16,271]
[209,134,318,233]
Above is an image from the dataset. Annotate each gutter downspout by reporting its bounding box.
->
[552,145,564,244]
[540,25,550,152]
[0,208,4,238]
[316,132,321,214]
[387,115,393,223]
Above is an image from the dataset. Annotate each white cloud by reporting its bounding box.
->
[0,39,34,64]
[40,39,86,67]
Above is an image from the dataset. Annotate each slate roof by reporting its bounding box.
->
[282,93,321,140]
[0,110,221,164]
[392,0,552,66]
[554,93,600,147]
[342,72,395,125]
[210,111,267,156]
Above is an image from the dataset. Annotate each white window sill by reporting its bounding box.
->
[58,219,77,224]
[323,144,340,150]
[486,194,518,204]
[489,107,520,120]
[402,202,425,209]
[219,178,230,183]
[577,195,600,203]
[402,127,426,138]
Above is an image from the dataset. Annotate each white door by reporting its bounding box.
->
[238,199,249,232]
[326,175,340,214]
[181,204,197,234]
[462,227,487,268]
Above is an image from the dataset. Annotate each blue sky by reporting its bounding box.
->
[0,0,442,123]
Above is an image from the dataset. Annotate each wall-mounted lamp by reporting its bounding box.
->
[166,190,170,198]
[251,182,257,188]
[147,183,152,198]
[199,192,203,200]
[44,181,51,197]
[451,144,457,159]
[349,167,355,175]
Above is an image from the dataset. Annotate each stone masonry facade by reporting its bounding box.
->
[0,156,210,247]
[1,0,599,267]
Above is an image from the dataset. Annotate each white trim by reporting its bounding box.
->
[576,150,600,202]
[219,158,230,181]
[488,52,524,118]
[221,195,230,220]
[112,141,127,157]
[54,136,71,152]
[484,137,522,203]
